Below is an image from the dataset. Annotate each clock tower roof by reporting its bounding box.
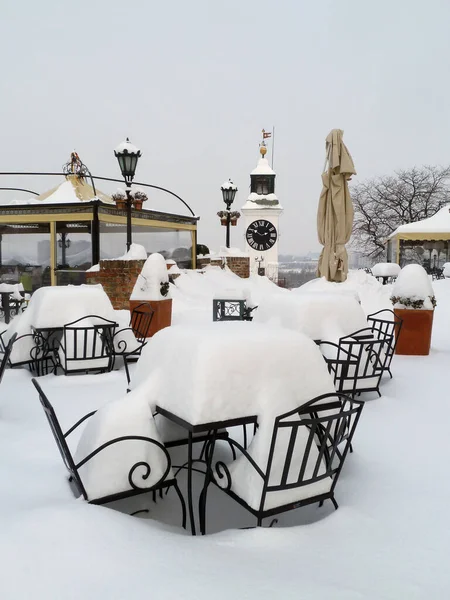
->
[251,156,275,176]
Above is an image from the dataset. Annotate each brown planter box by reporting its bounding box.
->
[130,298,172,338]
[394,308,434,356]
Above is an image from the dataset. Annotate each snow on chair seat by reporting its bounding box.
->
[205,393,363,529]
[31,379,186,526]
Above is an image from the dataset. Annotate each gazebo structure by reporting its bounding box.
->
[387,205,450,267]
[0,154,198,291]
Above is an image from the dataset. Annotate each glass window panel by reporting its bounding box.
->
[0,223,51,290]
[99,222,192,267]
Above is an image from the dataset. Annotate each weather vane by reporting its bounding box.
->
[260,129,272,157]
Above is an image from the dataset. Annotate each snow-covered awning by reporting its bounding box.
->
[388,205,450,241]
[15,174,114,206]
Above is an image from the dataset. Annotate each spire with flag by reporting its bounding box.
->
[262,128,272,140]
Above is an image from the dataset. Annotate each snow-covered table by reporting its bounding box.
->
[4,285,137,366]
[131,321,336,533]
[253,290,368,342]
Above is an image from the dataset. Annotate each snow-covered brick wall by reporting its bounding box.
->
[86,260,146,309]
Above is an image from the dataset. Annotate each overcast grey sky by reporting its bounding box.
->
[2,0,450,255]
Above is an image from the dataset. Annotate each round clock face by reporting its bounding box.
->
[246,219,277,251]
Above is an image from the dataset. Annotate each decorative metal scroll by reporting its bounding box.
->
[213,299,246,321]
[62,152,90,179]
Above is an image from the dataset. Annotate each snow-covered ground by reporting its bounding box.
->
[1,271,450,599]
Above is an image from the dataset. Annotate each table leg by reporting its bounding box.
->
[187,431,196,535]
[199,434,216,536]
[1,293,11,325]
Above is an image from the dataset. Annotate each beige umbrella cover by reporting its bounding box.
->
[317,129,356,282]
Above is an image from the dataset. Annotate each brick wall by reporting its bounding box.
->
[202,256,250,278]
[225,257,250,278]
[85,259,146,310]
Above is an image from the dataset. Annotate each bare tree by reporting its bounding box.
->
[351,165,450,258]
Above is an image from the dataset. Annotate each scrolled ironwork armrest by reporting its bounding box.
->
[74,435,171,490]
[113,327,147,356]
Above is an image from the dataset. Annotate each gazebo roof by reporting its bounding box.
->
[32,175,113,205]
[389,205,450,241]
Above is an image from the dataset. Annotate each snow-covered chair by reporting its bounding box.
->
[367,309,403,378]
[129,302,154,344]
[203,393,363,531]
[55,315,117,375]
[0,329,55,376]
[31,378,186,525]
[0,332,16,386]
[318,328,385,397]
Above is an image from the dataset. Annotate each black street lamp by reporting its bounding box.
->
[58,233,71,266]
[219,179,238,248]
[114,138,142,251]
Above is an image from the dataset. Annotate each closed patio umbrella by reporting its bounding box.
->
[317,129,356,282]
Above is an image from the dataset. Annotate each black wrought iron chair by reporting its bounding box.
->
[318,328,385,397]
[202,393,364,531]
[55,315,117,375]
[0,332,16,385]
[0,329,56,376]
[367,309,403,378]
[130,302,154,344]
[31,378,186,525]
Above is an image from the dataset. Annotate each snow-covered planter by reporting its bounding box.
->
[391,264,436,355]
[443,262,450,278]
[130,253,172,337]
[217,210,241,226]
[112,189,126,210]
[132,190,148,211]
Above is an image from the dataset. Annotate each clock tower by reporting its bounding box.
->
[241,137,283,281]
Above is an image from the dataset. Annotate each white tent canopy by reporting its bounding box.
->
[389,205,450,241]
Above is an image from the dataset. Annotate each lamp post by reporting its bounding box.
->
[114,138,142,251]
[219,179,238,248]
[58,233,71,266]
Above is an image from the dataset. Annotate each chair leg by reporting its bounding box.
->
[331,496,339,510]
[318,500,324,508]
[257,517,262,527]
[123,356,131,386]
[172,482,187,529]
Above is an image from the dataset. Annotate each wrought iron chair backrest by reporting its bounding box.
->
[213,299,246,321]
[60,315,117,371]
[0,332,16,385]
[320,328,385,395]
[367,309,403,375]
[31,378,88,499]
[260,393,364,513]
[129,302,154,342]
